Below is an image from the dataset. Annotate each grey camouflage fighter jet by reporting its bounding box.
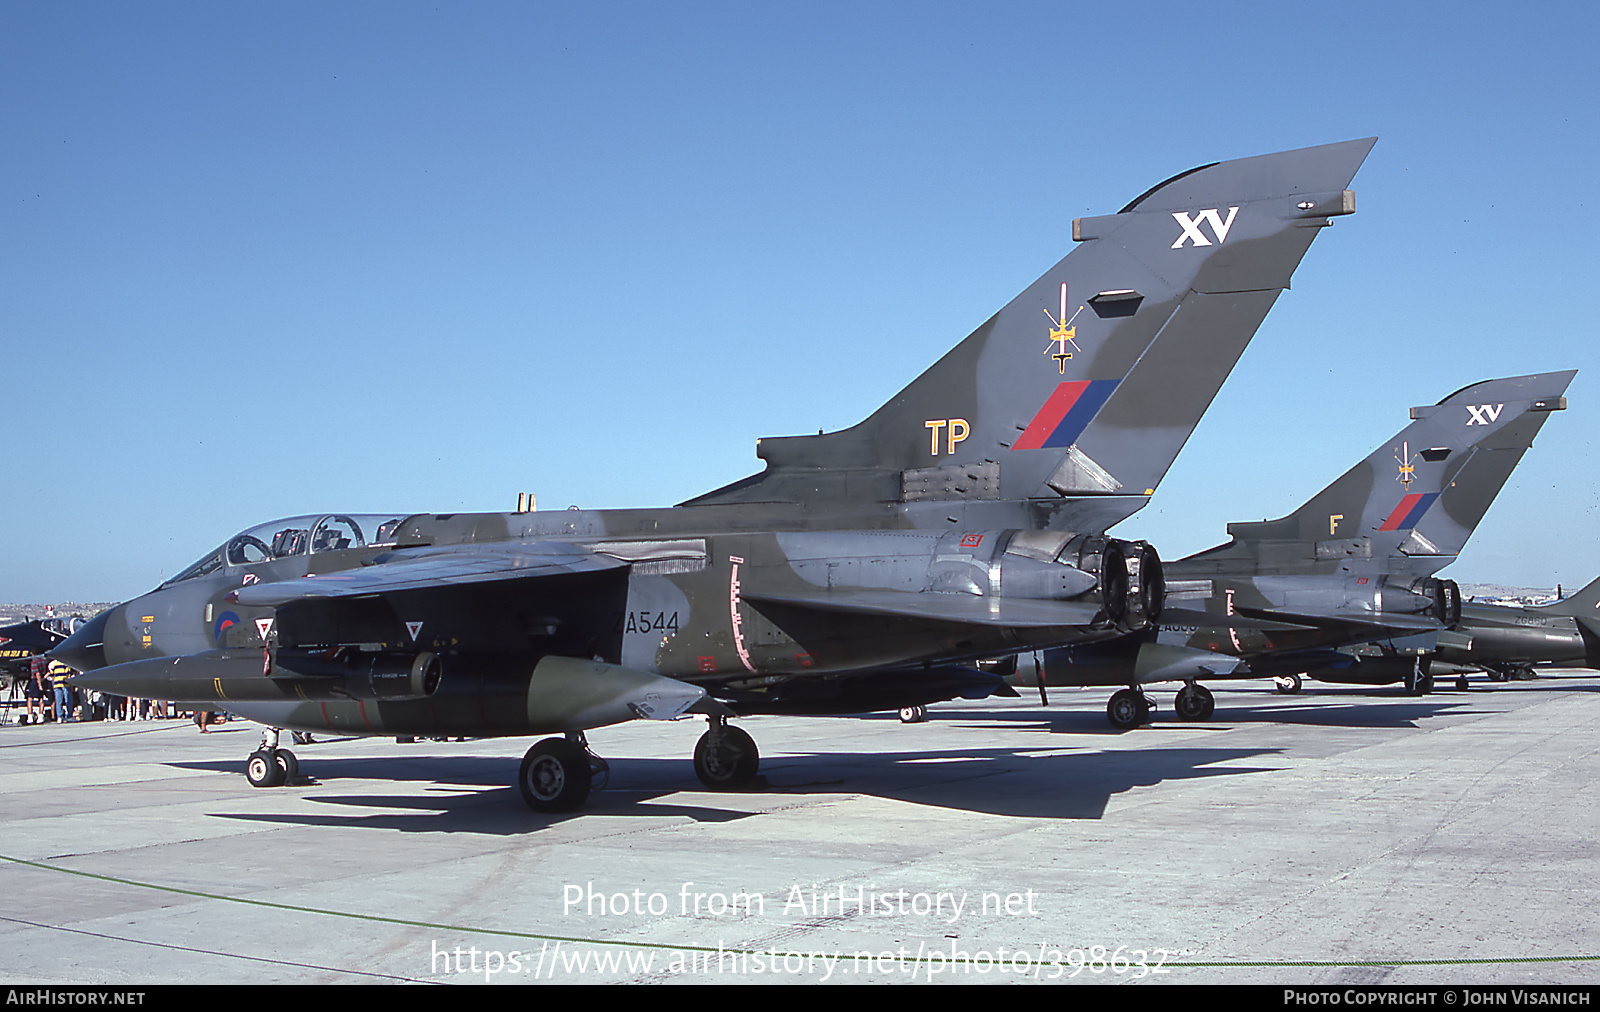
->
[1326,576,1600,688]
[1422,577,1600,683]
[1024,370,1573,726]
[56,139,1374,812]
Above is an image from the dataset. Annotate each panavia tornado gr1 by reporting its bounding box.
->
[1424,575,1600,683]
[1022,370,1573,725]
[56,139,1374,812]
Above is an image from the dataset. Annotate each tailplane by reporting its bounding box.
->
[687,139,1377,533]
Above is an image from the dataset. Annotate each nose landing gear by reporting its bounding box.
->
[244,728,298,787]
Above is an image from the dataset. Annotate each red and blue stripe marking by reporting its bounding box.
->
[1013,379,1120,450]
[1378,492,1440,531]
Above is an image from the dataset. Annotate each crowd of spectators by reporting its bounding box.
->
[7,655,222,728]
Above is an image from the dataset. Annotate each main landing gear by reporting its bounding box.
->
[1274,673,1303,695]
[898,704,928,723]
[518,732,610,813]
[1106,688,1153,730]
[1486,665,1536,682]
[514,717,766,813]
[1107,683,1216,729]
[244,728,299,788]
[1403,660,1435,696]
[693,716,761,790]
[1173,682,1215,722]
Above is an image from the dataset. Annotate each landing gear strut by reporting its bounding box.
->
[1173,682,1215,721]
[1106,688,1153,730]
[244,728,297,787]
[694,717,760,789]
[1404,660,1434,696]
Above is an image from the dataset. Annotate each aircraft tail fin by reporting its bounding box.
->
[1538,574,1600,617]
[686,139,1377,532]
[1183,371,1575,577]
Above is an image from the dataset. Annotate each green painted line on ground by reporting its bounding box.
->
[4,853,1596,968]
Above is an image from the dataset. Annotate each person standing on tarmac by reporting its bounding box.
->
[24,657,48,724]
[47,658,75,723]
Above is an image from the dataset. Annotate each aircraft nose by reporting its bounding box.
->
[51,606,112,671]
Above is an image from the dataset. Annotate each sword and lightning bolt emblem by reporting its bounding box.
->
[1043,282,1084,374]
[1395,440,1417,489]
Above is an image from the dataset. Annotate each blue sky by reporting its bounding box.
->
[3,1,1596,602]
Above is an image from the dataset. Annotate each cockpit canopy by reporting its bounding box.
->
[166,513,413,586]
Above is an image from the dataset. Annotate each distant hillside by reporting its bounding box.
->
[0,603,116,625]
[1458,584,1561,606]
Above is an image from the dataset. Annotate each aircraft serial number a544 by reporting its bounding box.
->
[58,139,1374,812]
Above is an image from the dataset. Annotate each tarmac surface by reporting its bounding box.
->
[2,673,1596,985]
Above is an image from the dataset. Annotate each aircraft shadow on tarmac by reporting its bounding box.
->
[177,741,1290,834]
[898,694,1474,731]
[171,679,1577,834]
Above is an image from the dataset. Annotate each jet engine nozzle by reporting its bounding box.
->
[1119,539,1163,631]
[1063,536,1163,632]
[1415,578,1462,627]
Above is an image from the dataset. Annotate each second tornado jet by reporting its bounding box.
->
[1033,370,1573,725]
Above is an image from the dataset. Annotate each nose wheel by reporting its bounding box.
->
[244,728,298,787]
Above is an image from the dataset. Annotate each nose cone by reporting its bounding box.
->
[51,606,113,671]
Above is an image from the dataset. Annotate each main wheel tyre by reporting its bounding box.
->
[274,748,298,783]
[898,705,927,723]
[1174,684,1215,721]
[1275,673,1303,695]
[518,738,592,813]
[1106,689,1147,730]
[246,749,286,788]
[694,726,760,789]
